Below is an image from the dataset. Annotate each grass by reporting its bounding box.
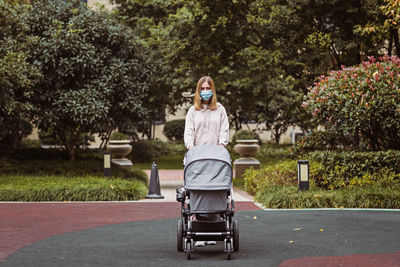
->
[0,175,147,201]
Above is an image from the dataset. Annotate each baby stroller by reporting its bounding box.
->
[176,145,239,260]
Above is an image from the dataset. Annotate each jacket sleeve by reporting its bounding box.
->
[184,107,195,149]
[218,106,229,146]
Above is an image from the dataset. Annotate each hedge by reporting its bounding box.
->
[255,185,400,209]
[0,176,147,201]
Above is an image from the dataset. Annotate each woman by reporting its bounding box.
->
[184,76,229,150]
[184,76,229,247]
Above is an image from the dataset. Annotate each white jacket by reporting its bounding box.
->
[184,102,229,149]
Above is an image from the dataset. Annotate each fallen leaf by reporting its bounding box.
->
[289,240,294,243]
[320,229,324,232]
[293,228,302,231]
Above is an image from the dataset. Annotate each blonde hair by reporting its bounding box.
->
[194,76,218,110]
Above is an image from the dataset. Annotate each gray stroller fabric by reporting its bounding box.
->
[184,145,232,190]
[184,145,232,213]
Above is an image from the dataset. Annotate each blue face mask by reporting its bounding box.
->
[200,90,213,101]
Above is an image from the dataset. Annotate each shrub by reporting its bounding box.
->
[232,130,262,145]
[0,175,147,201]
[110,131,128,140]
[0,157,148,184]
[162,119,185,141]
[243,160,324,195]
[292,130,355,155]
[39,127,94,147]
[303,56,400,150]
[308,150,400,189]
[130,139,186,163]
[255,185,400,209]
[20,139,42,149]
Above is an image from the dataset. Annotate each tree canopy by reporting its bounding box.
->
[1,0,152,159]
[112,0,399,142]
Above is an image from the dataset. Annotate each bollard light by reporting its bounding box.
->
[297,160,309,191]
[104,151,111,177]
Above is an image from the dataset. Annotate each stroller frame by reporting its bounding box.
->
[176,145,239,260]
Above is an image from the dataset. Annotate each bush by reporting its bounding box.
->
[39,127,94,147]
[162,119,185,141]
[110,131,128,140]
[130,139,186,163]
[232,130,262,145]
[0,157,148,184]
[243,150,400,194]
[303,56,400,150]
[255,185,400,209]
[0,175,147,201]
[256,143,292,164]
[292,130,355,155]
[20,139,42,149]
[308,150,400,189]
[243,160,324,195]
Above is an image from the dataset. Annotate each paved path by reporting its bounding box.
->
[1,170,400,266]
[1,207,399,266]
[142,169,254,202]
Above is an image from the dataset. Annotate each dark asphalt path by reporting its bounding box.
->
[1,209,400,266]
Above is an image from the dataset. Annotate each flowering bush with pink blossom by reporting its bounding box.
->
[303,56,400,150]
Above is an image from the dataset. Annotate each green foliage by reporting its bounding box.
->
[255,143,293,165]
[0,149,148,184]
[110,131,128,140]
[303,56,400,150]
[39,127,94,146]
[24,0,151,159]
[255,185,400,209]
[292,130,355,154]
[162,119,185,141]
[0,175,147,201]
[0,1,42,149]
[130,140,186,163]
[20,139,42,149]
[232,130,262,145]
[243,160,323,195]
[307,150,400,189]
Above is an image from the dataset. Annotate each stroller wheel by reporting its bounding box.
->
[226,242,232,260]
[186,242,192,259]
[233,220,239,252]
[177,219,184,252]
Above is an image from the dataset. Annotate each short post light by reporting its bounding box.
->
[104,151,111,177]
[297,160,309,191]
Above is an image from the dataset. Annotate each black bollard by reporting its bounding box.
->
[146,162,164,199]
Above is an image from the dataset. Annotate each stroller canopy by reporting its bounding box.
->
[184,145,232,190]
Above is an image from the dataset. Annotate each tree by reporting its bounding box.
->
[0,1,42,149]
[113,0,395,142]
[355,0,400,57]
[26,0,151,159]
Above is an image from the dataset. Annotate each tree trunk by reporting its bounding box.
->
[274,126,281,144]
[68,145,75,161]
[388,28,393,56]
[393,27,400,57]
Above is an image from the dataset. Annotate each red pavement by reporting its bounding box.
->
[0,201,260,262]
[279,252,400,267]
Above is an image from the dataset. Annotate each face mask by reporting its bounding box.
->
[200,90,213,101]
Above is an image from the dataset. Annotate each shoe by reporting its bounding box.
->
[206,241,216,245]
[195,241,206,247]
